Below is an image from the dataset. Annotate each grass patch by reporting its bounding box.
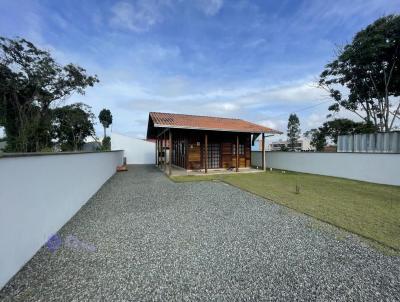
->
[171,170,400,251]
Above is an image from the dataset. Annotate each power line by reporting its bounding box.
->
[267,99,332,119]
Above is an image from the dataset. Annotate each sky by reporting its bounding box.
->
[0,0,398,139]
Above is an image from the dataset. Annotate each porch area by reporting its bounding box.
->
[161,165,263,177]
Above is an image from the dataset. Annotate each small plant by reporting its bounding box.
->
[295,183,300,194]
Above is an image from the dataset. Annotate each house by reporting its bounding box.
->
[259,137,315,151]
[146,112,281,174]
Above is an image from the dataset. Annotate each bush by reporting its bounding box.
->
[102,136,111,151]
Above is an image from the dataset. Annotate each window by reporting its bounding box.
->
[207,144,220,168]
[232,144,245,155]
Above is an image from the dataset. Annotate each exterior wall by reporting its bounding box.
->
[187,133,203,170]
[0,151,123,289]
[185,131,251,170]
[111,132,155,164]
[251,151,400,186]
[251,151,263,168]
[337,132,400,153]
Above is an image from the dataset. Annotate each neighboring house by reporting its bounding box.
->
[258,137,315,151]
[146,112,281,174]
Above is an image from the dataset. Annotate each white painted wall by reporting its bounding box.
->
[111,133,155,164]
[251,151,400,186]
[0,151,123,289]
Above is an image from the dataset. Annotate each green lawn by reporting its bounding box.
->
[171,171,400,251]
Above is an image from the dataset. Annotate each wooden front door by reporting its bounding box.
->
[207,143,220,169]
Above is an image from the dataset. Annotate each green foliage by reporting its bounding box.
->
[102,136,111,151]
[305,118,378,151]
[319,15,400,131]
[98,108,112,138]
[52,103,95,151]
[280,145,288,152]
[322,119,377,144]
[304,128,326,151]
[287,113,301,150]
[0,37,99,152]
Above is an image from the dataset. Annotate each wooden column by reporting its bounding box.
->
[261,133,265,170]
[168,129,172,176]
[158,139,161,166]
[205,133,208,173]
[158,138,161,167]
[163,131,166,172]
[236,135,239,172]
[155,138,158,166]
[160,136,162,168]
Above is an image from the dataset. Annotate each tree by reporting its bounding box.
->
[52,103,95,151]
[305,118,378,151]
[280,145,288,152]
[304,129,326,151]
[287,113,301,151]
[98,109,112,139]
[319,15,400,132]
[0,37,98,152]
[101,136,111,151]
[321,119,377,144]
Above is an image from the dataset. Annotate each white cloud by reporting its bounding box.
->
[306,113,327,129]
[244,38,267,49]
[259,119,286,131]
[110,1,164,32]
[129,43,181,62]
[197,0,224,16]
[206,102,240,113]
[109,0,224,33]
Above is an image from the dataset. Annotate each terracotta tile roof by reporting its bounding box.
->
[149,112,282,134]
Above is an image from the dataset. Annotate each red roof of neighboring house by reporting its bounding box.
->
[148,112,281,134]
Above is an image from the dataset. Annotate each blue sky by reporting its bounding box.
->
[0,0,398,138]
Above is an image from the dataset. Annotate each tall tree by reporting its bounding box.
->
[304,129,326,151]
[319,15,400,132]
[98,108,112,139]
[52,103,95,151]
[287,113,301,151]
[305,118,377,151]
[0,37,98,152]
[321,119,377,144]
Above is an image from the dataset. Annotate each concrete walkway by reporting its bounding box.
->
[1,165,399,301]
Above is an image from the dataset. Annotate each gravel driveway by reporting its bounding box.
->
[1,165,399,301]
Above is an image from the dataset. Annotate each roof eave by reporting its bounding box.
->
[153,124,281,134]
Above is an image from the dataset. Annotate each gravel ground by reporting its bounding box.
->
[1,165,399,301]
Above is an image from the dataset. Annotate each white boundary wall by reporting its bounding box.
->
[0,151,123,289]
[111,133,155,164]
[251,151,400,186]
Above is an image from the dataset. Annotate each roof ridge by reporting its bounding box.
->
[150,111,242,121]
